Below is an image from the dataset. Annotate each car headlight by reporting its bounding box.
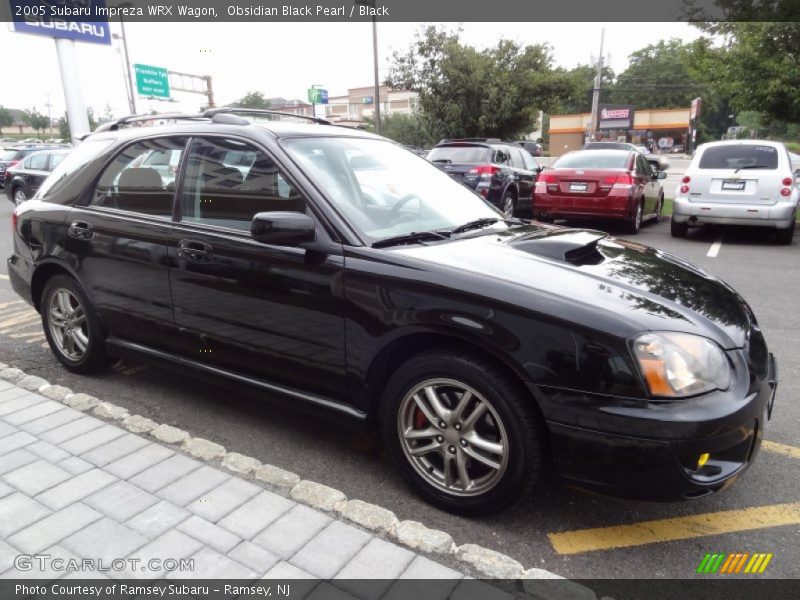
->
[632,332,731,398]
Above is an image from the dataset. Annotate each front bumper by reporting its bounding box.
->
[532,352,777,501]
[672,196,797,228]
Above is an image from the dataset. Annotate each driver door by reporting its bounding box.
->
[167,136,347,401]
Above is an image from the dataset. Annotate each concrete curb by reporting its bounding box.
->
[0,361,596,596]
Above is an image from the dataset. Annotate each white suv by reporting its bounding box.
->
[672,140,798,244]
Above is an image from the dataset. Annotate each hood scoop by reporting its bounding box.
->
[509,229,608,266]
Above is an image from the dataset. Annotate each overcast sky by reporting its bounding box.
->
[1,22,703,119]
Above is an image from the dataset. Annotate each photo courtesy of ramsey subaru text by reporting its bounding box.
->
[7,110,778,514]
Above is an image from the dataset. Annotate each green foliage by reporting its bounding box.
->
[0,106,12,135]
[610,39,703,109]
[231,91,271,109]
[21,109,49,137]
[688,22,800,124]
[57,116,70,141]
[556,64,615,114]
[365,113,434,148]
[387,26,570,140]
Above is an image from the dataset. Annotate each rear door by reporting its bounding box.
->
[509,147,536,203]
[68,136,187,352]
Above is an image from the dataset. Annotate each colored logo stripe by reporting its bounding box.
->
[697,553,773,574]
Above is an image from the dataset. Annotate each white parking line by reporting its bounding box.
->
[707,237,723,258]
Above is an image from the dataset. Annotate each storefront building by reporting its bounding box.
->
[549,106,691,156]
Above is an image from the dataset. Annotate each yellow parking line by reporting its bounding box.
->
[548,502,800,555]
[0,300,23,310]
[0,274,8,280]
[762,440,800,461]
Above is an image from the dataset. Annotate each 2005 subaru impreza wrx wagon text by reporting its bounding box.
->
[7,109,778,514]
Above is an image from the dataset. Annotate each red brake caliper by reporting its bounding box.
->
[413,407,428,429]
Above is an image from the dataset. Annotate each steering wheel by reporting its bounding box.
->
[388,193,422,223]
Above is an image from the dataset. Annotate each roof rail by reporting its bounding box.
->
[203,107,332,125]
[94,112,206,132]
[438,137,504,144]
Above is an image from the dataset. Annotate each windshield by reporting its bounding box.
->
[554,151,630,169]
[36,138,114,199]
[427,145,491,164]
[282,137,504,243]
[698,144,779,170]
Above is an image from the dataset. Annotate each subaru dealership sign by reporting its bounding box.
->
[10,1,111,45]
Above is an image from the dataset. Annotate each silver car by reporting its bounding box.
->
[672,140,798,244]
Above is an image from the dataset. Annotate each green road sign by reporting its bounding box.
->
[135,64,170,99]
[307,88,328,104]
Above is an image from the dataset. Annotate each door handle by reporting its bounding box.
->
[68,221,94,240]
[178,239,212,262]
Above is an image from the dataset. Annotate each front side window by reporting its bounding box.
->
[91,137,187,217]
[283,136,505,244]
[49,153,66,171]
[179,137,303,231]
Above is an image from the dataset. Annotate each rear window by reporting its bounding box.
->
[428,146,491,164]
[1,149,20,161]
[698,145,779,170]
[554,152,630,169]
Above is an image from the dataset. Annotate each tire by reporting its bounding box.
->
[41,274,112,374]
[12,187,26,206]
[625,199,643,234]
[380,349,544,515]
[655,194,664,223]
[775,220,795,245]
[671,218,688,238]
[501,191,516,219]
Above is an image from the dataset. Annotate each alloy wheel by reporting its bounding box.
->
[47,288,89,361]
[13,189,26,206]
[502,195,515,219]
[397,378,509,497]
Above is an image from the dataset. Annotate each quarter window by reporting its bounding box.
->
[179,137,304,231]
[91,138,188,217]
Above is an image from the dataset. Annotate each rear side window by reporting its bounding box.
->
[38,139,115,199]
[27,153,48,171]
[428,146,491,164]
[91,137,188,217]
[698,145,779,170]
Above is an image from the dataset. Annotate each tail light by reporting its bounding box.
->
[599,174,619,191]
[5,160,21,172]
[680,185,690,194]
[612,173,634,190]
[682,176,691,184]
[537,171,558,192]
[468,165,501,178]
[782,177,792,186]
[780,187,791,197]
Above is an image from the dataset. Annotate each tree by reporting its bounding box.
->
[231,91,271,109]
[555,64,615,114]
[688,22,800,124]
[364,113,434,147]
[387,26,571,140]
[57,116,70,141]
[609,39,703,109]
[21,109,49,138]
[0,106,12,136]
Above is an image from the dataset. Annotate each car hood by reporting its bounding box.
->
[391,224,751,348]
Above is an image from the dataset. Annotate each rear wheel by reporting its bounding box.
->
[625,199,643,234]
[380,349,544,515]
[776,220,795,245]
[12,187,26,206]
[671,219,688,238]
[655,194,664,223]
[501,191,516,219]
[41,275,112,374]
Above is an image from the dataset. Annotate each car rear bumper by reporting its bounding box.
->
[673,196,797,228]
[7,256,34,307]
[530,352,777,501]
[534,192,632,220]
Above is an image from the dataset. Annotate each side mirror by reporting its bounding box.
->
[657,171,667,180]
[251,212,315,246]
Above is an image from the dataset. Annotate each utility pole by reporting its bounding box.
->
[372,16,380,135]
[588,28,605,142]
[119,16,137,114]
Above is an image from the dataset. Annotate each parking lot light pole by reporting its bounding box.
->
[355,0,380,134]
[117,2,137,115]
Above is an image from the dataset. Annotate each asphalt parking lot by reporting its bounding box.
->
[0,198,797,580]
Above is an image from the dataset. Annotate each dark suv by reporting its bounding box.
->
[427,139,541,217]
[8,109,776,514]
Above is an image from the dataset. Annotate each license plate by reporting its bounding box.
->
[722,180,746,191]
[569,182,588,192]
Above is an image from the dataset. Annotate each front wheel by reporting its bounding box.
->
[625,199,643,234]
[380,349,544,515]
[41,275,112,374]
[501,192,516,219]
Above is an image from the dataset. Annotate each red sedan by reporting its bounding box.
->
[533,149,666,233]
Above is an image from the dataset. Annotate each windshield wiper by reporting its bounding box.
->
[734,165,770,173]
[450,217,523,235]
[372,230,451,249]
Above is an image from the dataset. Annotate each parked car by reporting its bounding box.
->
[514,140,543,157]
[8,110,777,514]
[0,138,19,149]
[45,138,68,145]
[20,138,43,144]
[4,148,70,205]
[583,141,640,151]
[0,144,68,188]
[534,149,666,233]
[671,140,798,244]
[789,152,800,183]
[427,139,541,217]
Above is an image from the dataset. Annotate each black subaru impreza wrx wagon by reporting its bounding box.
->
[7,109,778,514]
